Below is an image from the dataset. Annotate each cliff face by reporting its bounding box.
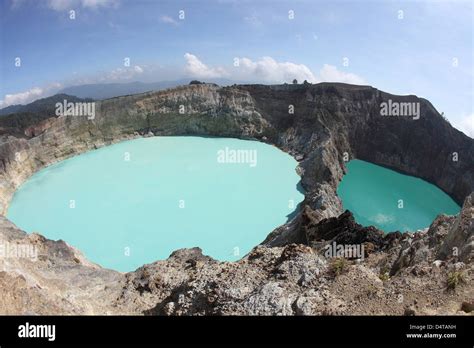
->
[239,83,472,205]
[0,82,472,315]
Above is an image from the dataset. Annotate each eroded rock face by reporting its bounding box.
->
[23,117,56,138]
[0,83,472,315]
[0,217,123,314]
[438,194,474,262]
[303,208,397,250]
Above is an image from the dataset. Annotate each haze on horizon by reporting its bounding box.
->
[0,0,472,137]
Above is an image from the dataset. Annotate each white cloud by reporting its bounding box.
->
[160,15,178,26]
[238,56,317,83]
[133,65,144,74]
[0,64,144,107]
[319,64,366,85]
[46,0,118,11]
[0,87,43,107]
[81,0,117,8]
[100,65,144,81]
[452,113,474,138]
[183,54,366,85]
[236,58,365,85]
[184,53,228,79]
[0,83,62,107]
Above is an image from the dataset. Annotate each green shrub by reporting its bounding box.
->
[447,271,465,290]
[378,264,390,282]
[379,272,390,282]
[330,257,348,277]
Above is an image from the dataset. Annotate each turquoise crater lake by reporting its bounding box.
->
[7,137,304,272]
[337,159,460,233]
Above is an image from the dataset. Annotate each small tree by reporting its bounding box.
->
[292,79,298,84]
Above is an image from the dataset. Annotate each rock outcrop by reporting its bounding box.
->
[0,82,472,315]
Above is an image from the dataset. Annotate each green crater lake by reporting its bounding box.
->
[7,136,304,272]
[337,159,460,232]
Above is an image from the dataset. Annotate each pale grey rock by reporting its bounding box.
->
[243,282,296,315]
[438,194,474,262]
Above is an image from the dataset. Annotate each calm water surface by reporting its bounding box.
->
[8,137,304,272]
[337,159,460,232]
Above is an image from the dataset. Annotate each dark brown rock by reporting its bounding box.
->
[461,301,474,313]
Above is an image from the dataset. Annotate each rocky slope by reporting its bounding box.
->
[0,82,472,315]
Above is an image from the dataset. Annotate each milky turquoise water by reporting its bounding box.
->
[337,159,460,233]
[7,136,304,272]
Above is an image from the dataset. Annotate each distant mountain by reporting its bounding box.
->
[0,104,24,115]
[0,94,93,137]
[0,79,241,117]
[58,78,237,100]
[0,94,93,116]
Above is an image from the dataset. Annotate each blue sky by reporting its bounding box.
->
[0,0,472,136]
